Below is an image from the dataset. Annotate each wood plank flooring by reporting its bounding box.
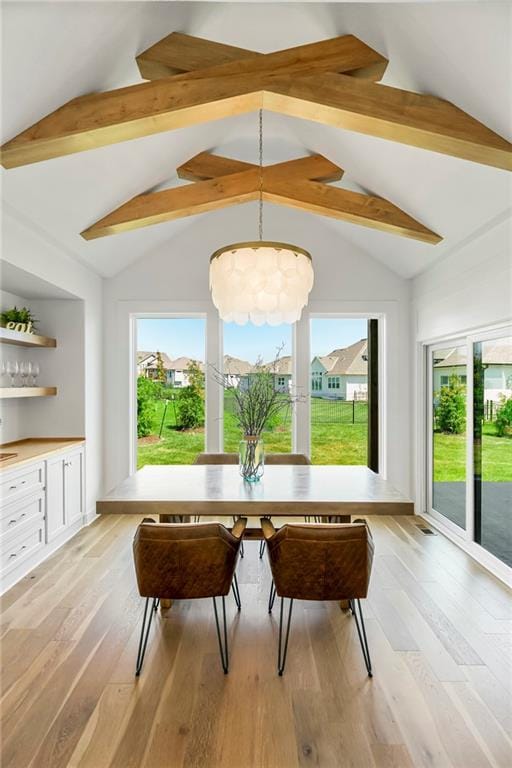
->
[1,514,511,768]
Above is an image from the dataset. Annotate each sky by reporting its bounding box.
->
[137,317,368,363]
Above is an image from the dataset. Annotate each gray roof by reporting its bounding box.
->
[315,339,368,376]
[224,355,252,375]
[434,340,512,368]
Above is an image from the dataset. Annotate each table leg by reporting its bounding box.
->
[160,599,172,610]
[339,600,350,610]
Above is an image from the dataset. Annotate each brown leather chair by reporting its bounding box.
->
[261,519,374,676]
[192,453,312,558]
[133,517,247,675]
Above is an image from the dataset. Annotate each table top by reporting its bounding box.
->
[97,464,413,517]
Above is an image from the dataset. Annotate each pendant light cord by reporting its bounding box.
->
[258,108,263,241]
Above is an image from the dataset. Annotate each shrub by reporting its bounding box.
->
[436,376,466,434]
[495,395,512,437]
[176,386,204,430]
[137,376,159,437]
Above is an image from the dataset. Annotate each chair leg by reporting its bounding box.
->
[277,597,294,676]
[268,579,277,613]
[135,597,157,676]
[233,516,244,557]
[352,599,373,677]
[231,573,242,611]
[213,596,229,674]
[259,539,266,559]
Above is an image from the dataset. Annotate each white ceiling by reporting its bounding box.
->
[1,1,511,279]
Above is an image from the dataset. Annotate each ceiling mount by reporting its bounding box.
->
[1,33,510,170]
[80,151,441,244]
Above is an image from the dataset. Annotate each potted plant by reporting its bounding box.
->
[0,306,38,333]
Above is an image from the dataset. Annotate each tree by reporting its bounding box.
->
[155,351,166,383]
[436,375,466,434]
[137,376,158,437]
[495,395,512,437]
[176,360,204,430]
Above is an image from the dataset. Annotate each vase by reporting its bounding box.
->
[239,436,264,482]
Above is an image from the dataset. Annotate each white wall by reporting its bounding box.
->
[104,204,412,497]
[1,206,103,518]
[412,214,512,512]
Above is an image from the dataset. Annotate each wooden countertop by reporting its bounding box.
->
[0,438,85,471]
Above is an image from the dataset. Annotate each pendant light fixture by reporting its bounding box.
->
[209,111,314,326]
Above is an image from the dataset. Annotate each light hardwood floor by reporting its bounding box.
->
[1,514,511,768]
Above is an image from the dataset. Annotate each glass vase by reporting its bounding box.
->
[239,436,264,482]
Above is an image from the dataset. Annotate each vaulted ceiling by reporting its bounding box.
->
[1,1,511,279]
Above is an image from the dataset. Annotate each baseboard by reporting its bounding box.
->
[419,512,512,588]
[84,506,99,526]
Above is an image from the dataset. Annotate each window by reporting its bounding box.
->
[223,322,292,453]
[310,318,370,466]
[136,318,206,468]
[311,371,322,391]
[440,375,449,386]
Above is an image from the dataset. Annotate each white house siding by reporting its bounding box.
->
[433,364,512,402]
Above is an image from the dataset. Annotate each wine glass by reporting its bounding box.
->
[6,360,19,386]
[30,362,39,386]
[20,361,31,387]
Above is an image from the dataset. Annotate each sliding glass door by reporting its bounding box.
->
[474,333,512,566]
[427,327,512,568]
[430,344,467,530]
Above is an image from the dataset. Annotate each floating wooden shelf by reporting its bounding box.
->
[0,387,57,399]
[0,327,56,348]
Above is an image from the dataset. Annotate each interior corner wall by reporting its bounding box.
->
[103,205,412,499]
[1,208,104,517]
[411,215,512,513]
[0,288,31,443]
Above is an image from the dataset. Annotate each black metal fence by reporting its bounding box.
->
[311,398,368,425]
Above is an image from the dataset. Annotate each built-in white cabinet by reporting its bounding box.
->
[46,454,65,541]
[0,444,85,587]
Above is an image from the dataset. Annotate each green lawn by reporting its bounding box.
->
[138,395,511,481]
[433,422,512,482]
[138,393,368,468]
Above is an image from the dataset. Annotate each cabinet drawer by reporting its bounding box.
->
[0,463,44,507]
[1,517,45,577]
[1,493,45,538]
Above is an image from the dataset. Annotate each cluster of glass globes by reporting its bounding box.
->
[209,242,314,326]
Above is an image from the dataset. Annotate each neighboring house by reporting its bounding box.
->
[223,355,252,389]
[137,351,174,384]
[311,339,368,400]
[168,357,204,387]
[261,355,293,392]
[433,342,512,402]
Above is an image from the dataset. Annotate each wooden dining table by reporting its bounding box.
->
[96,463,414,527]
[97,464,413,609]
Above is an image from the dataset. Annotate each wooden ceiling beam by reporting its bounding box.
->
[136,33,258,80]
[80,168,260,239]
[1,35,510,170]
[177,152,343,183]
[264,178,442,244]
[80,153,440,244]
[136,33,389,83]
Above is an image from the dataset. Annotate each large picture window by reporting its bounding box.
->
[136,317,206,467]
[310,318,370,466]
[223,322,292,453]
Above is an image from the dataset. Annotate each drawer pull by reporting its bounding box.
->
[8,513,26,526]
[8,544,28,559]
